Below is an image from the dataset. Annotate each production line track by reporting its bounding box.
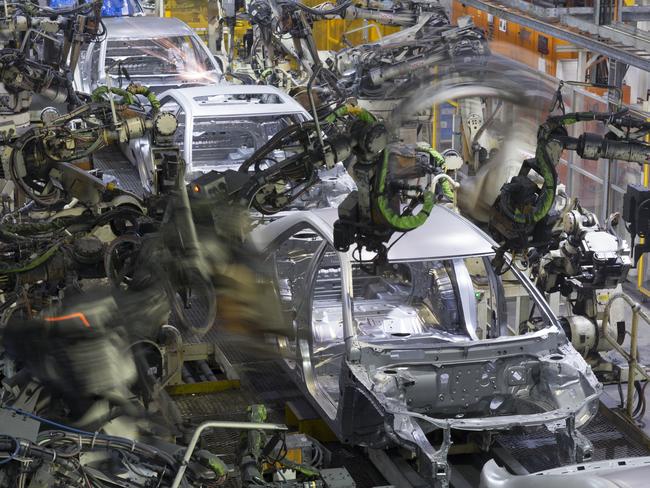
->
[172,329,388,487]
[448,406,650,488]
[93,148,650,485]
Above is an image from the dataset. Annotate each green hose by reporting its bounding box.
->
[127,84,161,114]
[91,84,161,114]
[513,133,557,225]
[91,86,136,105]
[510,111,599,225]
[416,145,453,199]
[324,104,377,124]
[377,151,435,231]
[0,242,62,274]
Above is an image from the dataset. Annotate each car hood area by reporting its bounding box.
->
[345,329,600,432]
[327,329,601,485]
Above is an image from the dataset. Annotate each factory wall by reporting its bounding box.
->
[452,2,575,78]
[452,1,632,104]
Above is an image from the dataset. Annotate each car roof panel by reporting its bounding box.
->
[102,16,197,39]
[158,85,311,118]
[252,206,496,261]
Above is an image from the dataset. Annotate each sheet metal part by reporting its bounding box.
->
[496,410,650,473]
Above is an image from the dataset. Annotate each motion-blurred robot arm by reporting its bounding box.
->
[189,103,442,259]
[334,12,488,98]
[482,109,650,381]
[230,0,481,96]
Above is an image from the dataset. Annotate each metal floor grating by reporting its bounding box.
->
[170,332,387,487]
[174,390,255,421]
[237,360,303,406]
[92,148,145,197]
[172,359,297,470]
[214,334,266,365]
[174,390,255,468]
[497,411,650,472]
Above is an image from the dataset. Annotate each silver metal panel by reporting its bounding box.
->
[102,16,201,40]
[254,204,602,487]
[159,84,311,119]
[480,456,650,488]
[250,206,496,262]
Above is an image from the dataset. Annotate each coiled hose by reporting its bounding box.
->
[376,150,435,231]
[501,111,610,226]
[91,84,160,114]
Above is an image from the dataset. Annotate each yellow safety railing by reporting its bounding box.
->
[638,162,650,297]
[601,293,650,417]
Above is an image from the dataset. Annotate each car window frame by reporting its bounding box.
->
[185,112,308,170]
[263,221,348,417]
[98,32,222,86]
[259,215,563,353]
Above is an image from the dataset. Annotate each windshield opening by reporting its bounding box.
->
[189,114,305,170]
[349,257,551,342]
[103,36,215,81]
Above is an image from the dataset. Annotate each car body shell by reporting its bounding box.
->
[250,206,602,486]
[123,84,312,195]
[480,456,650,488]
[75,16,222,95]
[160,84,311,175]
[126,84,355,208]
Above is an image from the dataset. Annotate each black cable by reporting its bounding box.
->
[384,232,408,255]
[618,379,625,409]
[239,121,316,173]
[638,380,648,420]
[8,140,62,207]
[633,380,644,418]
[0,435,19,465]
[288,0,352,17]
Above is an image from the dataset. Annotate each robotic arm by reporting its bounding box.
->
[188,103,441,259]
[0,0,103,122]
[333,12,488,98]
[492,110,650,256]
[4,84,179,208]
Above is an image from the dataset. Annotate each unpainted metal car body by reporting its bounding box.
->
[251,206,602,487]
[158,84,311,178]
[126,84,355,205]
[75,16,222,94]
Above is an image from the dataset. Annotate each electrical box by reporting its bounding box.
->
[623,183,650,262]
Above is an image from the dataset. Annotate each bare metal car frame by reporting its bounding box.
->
[252,206,602,488]
[75,16,222,95]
